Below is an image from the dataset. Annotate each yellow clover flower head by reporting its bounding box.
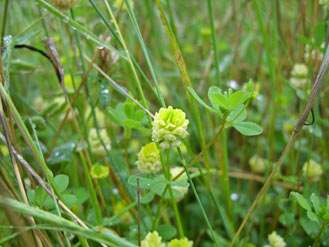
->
[264,231,286,247]
[290,64,308,89]
[88,128,111,157]
[302,159,323,183]
[152,106,189,149]
[53,0,79,9]
[141,231,165,247]
[167,237,193,247]
[136,142,161,174]
[91,163,109,179]
[249,155,266,173]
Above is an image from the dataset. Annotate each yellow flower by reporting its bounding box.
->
[88,128,111,157]
[90,163,109,179]
[290,64,308,89]
[167,237,193,247]
[141,231,165,247]
[53,0,79,9]
[302,160,323,182]
[152,106,189,149]
[136,143,161,174]
[264,231,286,247]
[249,155,266,173]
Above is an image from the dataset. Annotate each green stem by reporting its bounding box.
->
[207,0,221,85]
[312,223,327,247]
[124,0,166,107]
[88,0,164,106]
[151,186,169,231]
[158,144,184,238]
[154,0,211,172]
[220,131,232,217]
[102,201,137,226]
[103,0,150,117]
[0,0,9,46]
[0,81,64,203]
[177,147,219,246]
[78,150,102,225]
[37,4,50,37]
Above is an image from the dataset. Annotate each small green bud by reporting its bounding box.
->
[302,160,323,183]
[167,237,193,247]
[249,155,266,173]
[264,231,286,247]
[90,163,109,179]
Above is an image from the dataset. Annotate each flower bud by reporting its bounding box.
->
[302,159,323,183]
[141,231,165,247]
[249,155,266,173]
[91,163,109,179]
[136,142,161,174]
[290,64,308,89]
[152,106,189,149]
[264,231,286,247]
[167,237,193,247]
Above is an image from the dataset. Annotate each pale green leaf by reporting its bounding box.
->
[233,122,263,136]
[229,91,249,109]
[291,192,312,211]
[187,87,221,114]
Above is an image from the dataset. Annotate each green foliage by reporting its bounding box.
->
[47,142,76,165]
[0,0,328,246]
[107,101,149,132]
[128,175,189,199]
[291,192,329,237]
[188,80,263,136]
